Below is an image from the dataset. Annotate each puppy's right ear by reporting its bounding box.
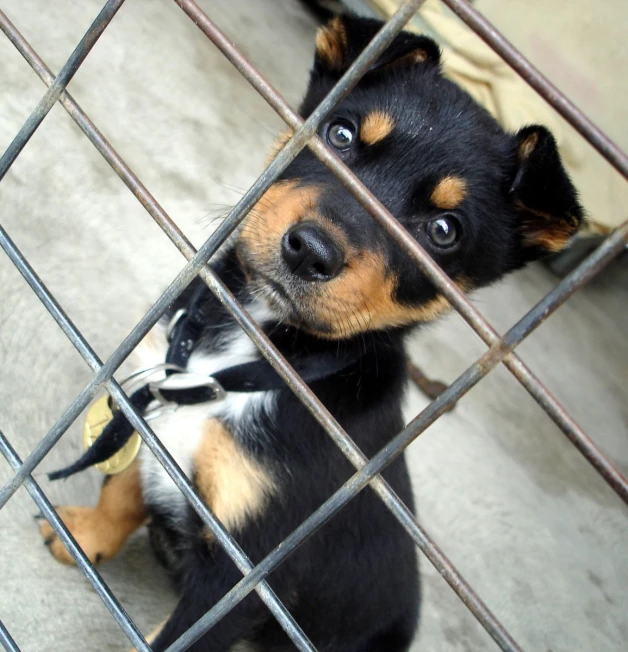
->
[509,126,585,263]
[314,16,440,77]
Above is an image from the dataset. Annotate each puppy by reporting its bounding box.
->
[40,15,583,652]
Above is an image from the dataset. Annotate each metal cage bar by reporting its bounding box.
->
[0,0,125,181]
[0,429,151,652]
[0,224,316,652]
[166,218,628,652]
[0,6,523,650]
[0,0,626,651]
[0,618,20,652]
[441,0,628,180]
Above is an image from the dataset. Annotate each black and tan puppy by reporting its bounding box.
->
[39,16,583,652]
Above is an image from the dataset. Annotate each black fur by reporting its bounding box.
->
[145,16,583,652]
[150,258,419,651]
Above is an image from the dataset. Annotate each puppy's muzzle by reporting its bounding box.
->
[281,222,344,282]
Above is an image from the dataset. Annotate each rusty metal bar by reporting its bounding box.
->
[0,0,125,182]
[173,0,628,508]
[0,0,425,505]
[0,1,625,651]
[0,6,530,649]
[173,0,428,126]
[169,220,627,652]
[440,0,628,181]
[0,4,523,649]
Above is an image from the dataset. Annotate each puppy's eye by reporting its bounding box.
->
[327,121,355,151]
[426,216,460,248]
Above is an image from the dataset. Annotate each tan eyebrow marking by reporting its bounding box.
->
[430,176,467,210]
[360,110,395,145]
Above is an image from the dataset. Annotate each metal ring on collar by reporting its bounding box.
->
[166,308,188,341]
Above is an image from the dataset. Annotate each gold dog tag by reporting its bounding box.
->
[82,395,141,475]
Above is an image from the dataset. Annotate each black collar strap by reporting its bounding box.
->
[49,287,360,480]
[165,282,208,369]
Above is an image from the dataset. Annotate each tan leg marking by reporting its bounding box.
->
[39,461,145,565]
[128,618,167,651]
[194,420,276,534]
[229,641,260,652]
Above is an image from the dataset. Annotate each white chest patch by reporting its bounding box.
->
[137,301,276,518]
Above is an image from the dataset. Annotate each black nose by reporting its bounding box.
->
[281,223,344,281]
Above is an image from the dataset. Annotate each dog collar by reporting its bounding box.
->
[49,284,361,481]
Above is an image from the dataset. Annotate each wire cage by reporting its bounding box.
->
[0,0,626,650]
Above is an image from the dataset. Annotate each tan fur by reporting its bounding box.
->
[128,619,167,651]
[430,176,467,210]
[315,17,347,70]
[239,182,321,266]
[38,462,145,565]
[517,201,578,252]
[519,132,539,160]
[309,250,453,337]
[238,181,460,337]
[194,420,276,533]
[396,48,429,64]
[525,230,572,252]
[360,111,394,145]
[266,128,294,164]
[229,642,260,652]
[130,624,259,652]
[374,48,432,73]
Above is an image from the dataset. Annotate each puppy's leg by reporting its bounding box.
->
[407,360,451,404]
[128,619,167,652]
[149,420,282,651]
[38,461,146,565]
[150,574,269,652]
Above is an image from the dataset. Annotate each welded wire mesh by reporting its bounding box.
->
[0,0,626,650]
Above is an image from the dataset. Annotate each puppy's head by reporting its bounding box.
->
[237,17,584,340]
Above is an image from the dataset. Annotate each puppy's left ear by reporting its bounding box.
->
[510,125,585,263]
[314,16,440,77]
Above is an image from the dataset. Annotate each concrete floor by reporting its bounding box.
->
[0,1,626,650]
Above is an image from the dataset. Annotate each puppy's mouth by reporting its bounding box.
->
[254,275,297,316]
[247,271,333,335]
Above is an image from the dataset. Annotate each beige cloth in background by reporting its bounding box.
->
[371,0,627,233]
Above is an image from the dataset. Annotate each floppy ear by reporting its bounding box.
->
[314,15,440,77]
[510,125,585,263]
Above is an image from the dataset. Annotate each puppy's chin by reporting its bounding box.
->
[250,277,295,320]
[238,248,342,338]
[246,275,336,338]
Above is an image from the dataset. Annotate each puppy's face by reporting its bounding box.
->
[237,17,583,339]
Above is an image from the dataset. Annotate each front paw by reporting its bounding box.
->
[37,505,110,566]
